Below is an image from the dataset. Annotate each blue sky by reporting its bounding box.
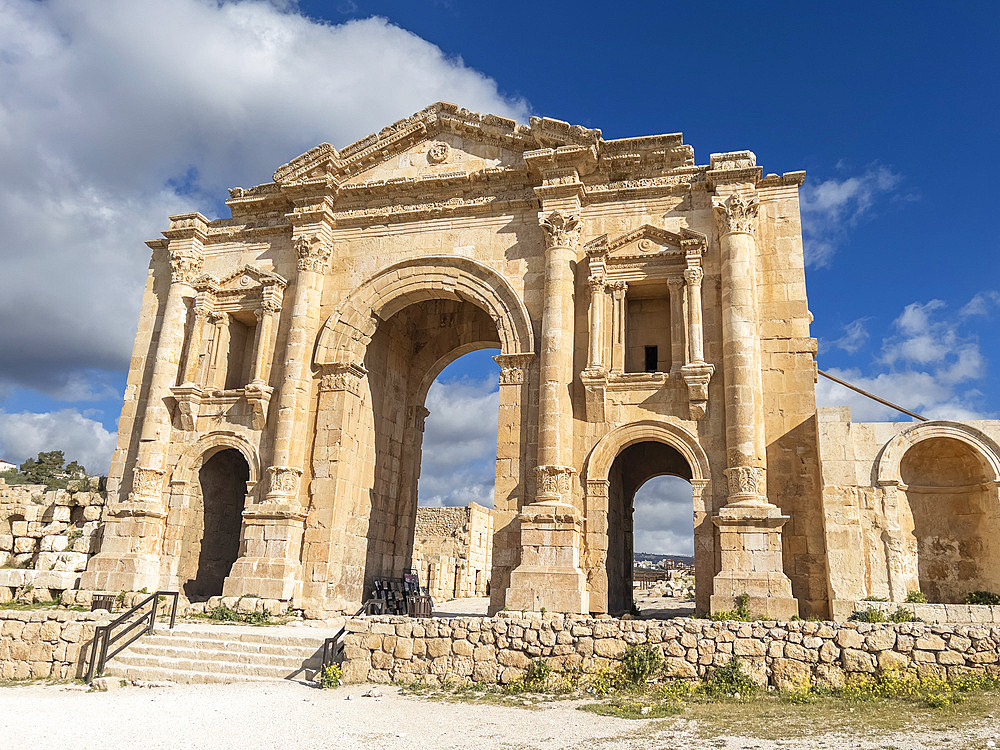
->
[0,1,997,551]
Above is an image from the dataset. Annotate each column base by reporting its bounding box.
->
[711,505,799,620]
[80,553,162,593]
[222,504,305,602]
[504,501,588,614]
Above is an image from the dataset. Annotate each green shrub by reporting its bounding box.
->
[862,595,888,602]
[904,591,928,603]
[850,605,918,623]
[620,644,663,686]
[708,593,753,622]
[587,667,615,696]
[319,663,342,689]
[207,604,270,625]
[891,606,919,623]
[963,591,1000,606]
[703,657,758,698]
[523,659,552,690]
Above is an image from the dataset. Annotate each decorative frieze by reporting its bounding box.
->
[128,466,165,504]
[318,362,367,395]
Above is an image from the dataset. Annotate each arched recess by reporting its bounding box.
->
[582,420,712,615]
[874,421,1000,602]
[159,431,260,591]
[875,421,1000,487]
[314,255,536,367]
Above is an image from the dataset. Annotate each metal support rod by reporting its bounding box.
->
[817,369,927,422]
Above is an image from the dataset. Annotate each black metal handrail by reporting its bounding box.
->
[321,599,385,672]
[85,591,179,683]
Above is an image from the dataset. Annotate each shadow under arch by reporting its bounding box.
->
[583,420,713,615]
[314,255,536,367]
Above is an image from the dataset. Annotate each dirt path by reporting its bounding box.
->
[2,681,999,749]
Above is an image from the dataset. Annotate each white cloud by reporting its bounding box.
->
[418,377,499,508]
[0,409,117,475]
[632,476,693,556]
[0,0,528,401]
[817,293,996,421]
[800,164,904,268]
[961,291,1000,317]
[829,318,870,354]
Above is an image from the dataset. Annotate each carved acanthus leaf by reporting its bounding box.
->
[169,250,204,285]
[714,192,759,236]
[294,235,332,273]
[539,211,581,249]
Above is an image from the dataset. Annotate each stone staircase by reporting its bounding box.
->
[103,623,336,684]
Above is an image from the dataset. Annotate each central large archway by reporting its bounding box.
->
[304,256,535,614]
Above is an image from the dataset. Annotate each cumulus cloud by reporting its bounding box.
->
[829,317,870,354]
[418,377,499,508]
[0,409,117,475]
[632,476,694,556]
[817,293,997,421]
[800,164,905,268]
[0,0,528,402]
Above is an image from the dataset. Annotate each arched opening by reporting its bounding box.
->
[900,437,1000,603]
[412,350,500,605]
[180,448,248,601]
[606,440,693,615]
[360,298,502,601]
[632,475,696,617]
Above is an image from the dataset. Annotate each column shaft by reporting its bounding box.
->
[667,277,686,372]
[610,282,627,374]
[586,277,605,370]
[685,267,706,363]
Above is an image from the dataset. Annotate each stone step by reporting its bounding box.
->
[124,642,322,668]
[150,626,335,649]
[106,652,319,681]
[103,663,295,685]
[135,636,325,659]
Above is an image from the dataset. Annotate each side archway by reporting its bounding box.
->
[583,420,712,614]
[314,255,536,367]
[875,421,1000,487]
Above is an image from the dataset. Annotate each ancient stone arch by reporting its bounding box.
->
[169,430,262,491]
[584,419,711,484]
[875,421,1000,487]
[314,255,535,368]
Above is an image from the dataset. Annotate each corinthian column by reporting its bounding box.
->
[710,191,797,619]
[224,232,331,603]
[81,213,207,593]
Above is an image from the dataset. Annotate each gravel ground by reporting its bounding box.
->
[2,680,1000,750]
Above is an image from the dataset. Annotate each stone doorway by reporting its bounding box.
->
[606,441,693,616]
[180,448,248,601]
[900,437,1000,603]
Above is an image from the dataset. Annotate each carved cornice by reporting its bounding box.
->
[714,192,759,237]
[294,234,332,273]
[539,210,581,249]
[318,362,367,395]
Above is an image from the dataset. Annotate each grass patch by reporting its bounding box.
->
[0,599,86,611]
[191,604,274,626]
[579,697,685,719]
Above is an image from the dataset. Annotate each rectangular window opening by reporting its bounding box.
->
[644,346,658,373]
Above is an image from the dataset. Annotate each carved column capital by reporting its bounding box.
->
[294,234,332,273]
[535,464,576,504]
[169,249,203,285]
[588,275,606,293]
[683,266,704,286]
[714,192,759,237]
[265,465,302,503]
[724,465,767,506]
[608,280,627,299]
[493,353,534,385]
[318,362,367,394]
[538,210,581,249]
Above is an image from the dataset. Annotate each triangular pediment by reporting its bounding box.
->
[194,265,287,294]
[272,102,604,188]
[586,225,706,260]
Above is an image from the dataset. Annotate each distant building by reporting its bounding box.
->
[411,503,495,601]
[0,459,16,474]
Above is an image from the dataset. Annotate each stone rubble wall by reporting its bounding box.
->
[342,613,1000,689]
[0,609,104,680]
[857,600,1000,623]
[0,479,107,602]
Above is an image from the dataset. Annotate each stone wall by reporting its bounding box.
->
[412,503,494,601]
[342,612,1000,688]
[0,479,106,602]
[0,610,103,679]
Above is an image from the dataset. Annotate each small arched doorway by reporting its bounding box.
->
[900,437,1000,603]
[606,441,693,615]
[180,448,248,600]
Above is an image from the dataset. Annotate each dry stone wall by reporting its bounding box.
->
[0,610,103,679]
[0,479,106,602]
[342,613,1000,689]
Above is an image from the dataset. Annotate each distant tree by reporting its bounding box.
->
[7,451,89,489]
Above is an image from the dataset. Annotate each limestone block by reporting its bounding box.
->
[915,634,946,651]
[772,658,811,690]
[877,650,908,672]
[842,648,876,673]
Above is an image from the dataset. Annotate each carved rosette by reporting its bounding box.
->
[535,464,576,503]
[724,465,767,505]
[318,362,367,395]
[539,211,581,249]
[493,353,534,386]
[294,234,332,273]
[129,466,166,503]
[266,465,302,502]
[714,192,760,237]
[169,250,204,285]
